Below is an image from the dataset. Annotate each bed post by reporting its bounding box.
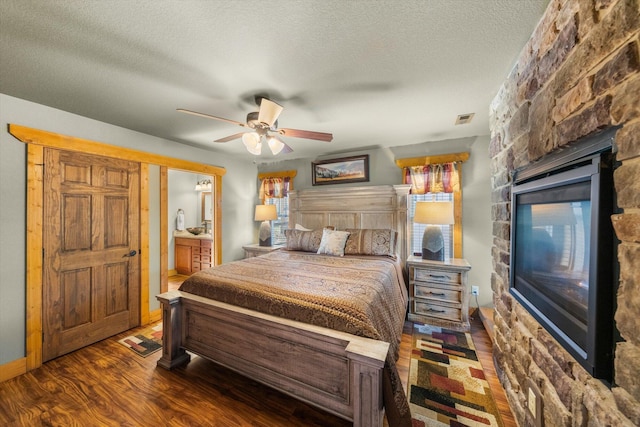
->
[348,341,388,427]
[393,184,411,264]
[156,290,191,370]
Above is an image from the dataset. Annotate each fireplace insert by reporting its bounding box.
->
[510,128,618,381]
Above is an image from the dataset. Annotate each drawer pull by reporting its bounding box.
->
[428,292,446,297]
[429,274,448,279]
[426,308,446,313]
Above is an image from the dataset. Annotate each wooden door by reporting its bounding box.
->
[42,148,141,361]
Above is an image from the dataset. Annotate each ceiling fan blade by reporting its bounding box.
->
[214,132,245,143]
[280,141,294,154]
[257,98,284,127]
[278,128,333,142]
[177,108,248,127]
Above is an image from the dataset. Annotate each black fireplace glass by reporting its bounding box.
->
[513,181,591,350]
[509,133,617,381]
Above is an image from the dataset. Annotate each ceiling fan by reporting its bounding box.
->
[177,97,333,155]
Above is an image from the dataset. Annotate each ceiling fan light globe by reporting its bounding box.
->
[248,142,262,155]
[242,132,262,155]
[267,136,285,155]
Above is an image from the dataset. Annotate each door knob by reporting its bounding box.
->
[123,250,137,258]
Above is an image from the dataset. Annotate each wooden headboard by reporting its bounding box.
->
[288,185,411,262]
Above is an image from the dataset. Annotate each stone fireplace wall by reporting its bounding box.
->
[489,0,639,425]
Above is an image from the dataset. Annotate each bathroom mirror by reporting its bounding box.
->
[201,191,212,222]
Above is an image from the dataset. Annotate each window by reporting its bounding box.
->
[409,193,454,258]
[258,170,297,246]
[396,152,468,259]
[266,196,289,245]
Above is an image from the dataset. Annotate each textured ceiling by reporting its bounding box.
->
[0,0,549,162]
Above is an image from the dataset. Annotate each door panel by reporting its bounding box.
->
[105,262,129,315]
[43,148,141,361]
[62,268,92,329]
[62,195,92,251]
[104,196,129,247]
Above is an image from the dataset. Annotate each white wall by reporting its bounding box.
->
[461,136,493,307]
[0,93,256,365]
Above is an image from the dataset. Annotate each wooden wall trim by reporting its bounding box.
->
[9,124,227,177]
[26,144,44,371]
[160,167,169,293]
[140,163,150,326]
[0,357,27,382]
[257,170,297,191]
[14,124,224,374]
[453,169,463,259]
[148,309,162,324]
[214,175,223,266]
[395,151,470,168]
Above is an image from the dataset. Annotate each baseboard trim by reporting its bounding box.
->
[478,307,495,344]
[148,308,162,324]
[0,357,27,383]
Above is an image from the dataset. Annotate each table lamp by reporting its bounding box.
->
[255,204,278,246]
[413,201,454,261]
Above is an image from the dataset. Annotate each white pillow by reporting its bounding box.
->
[294,223,312,231]
[317,229,350,257]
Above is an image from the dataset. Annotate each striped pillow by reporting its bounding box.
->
[344,229,397,257]
[284,229,324,252]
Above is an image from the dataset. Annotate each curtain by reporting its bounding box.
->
[403,162,459,194]
[259,177,290,202]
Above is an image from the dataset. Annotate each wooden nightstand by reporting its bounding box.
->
[242,243,284,258]
[406,256,471,331]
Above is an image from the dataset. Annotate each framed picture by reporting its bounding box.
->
[312,154,369,186]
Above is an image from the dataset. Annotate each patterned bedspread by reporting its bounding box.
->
[179,249,411,425]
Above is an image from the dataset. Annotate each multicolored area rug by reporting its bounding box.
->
[117,323,162,357]
[408,323,504,427]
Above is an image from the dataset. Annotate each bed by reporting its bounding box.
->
[156,185,411,427]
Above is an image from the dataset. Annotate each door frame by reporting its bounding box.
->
[9,124,225,372]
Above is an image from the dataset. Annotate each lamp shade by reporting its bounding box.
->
[414,201,454,225]
[254,204,278,221]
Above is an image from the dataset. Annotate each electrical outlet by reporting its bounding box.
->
[525,379,544,426]
[471,286,479,296]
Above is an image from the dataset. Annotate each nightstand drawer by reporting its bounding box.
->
[414,268,461,285]
[414,283,461,303]
[414,301,461,322]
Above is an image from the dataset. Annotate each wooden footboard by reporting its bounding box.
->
[157,290,389,427]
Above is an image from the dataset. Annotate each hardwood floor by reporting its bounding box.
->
[0,279,515,426]
[168,274,189,292]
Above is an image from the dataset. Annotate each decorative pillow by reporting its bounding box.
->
[285,229,324,252]
[317,229,351,257]
[344,229,397,257]
[294,223,312,231]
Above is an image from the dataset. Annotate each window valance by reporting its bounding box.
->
[258,170,297,202]
[403,163,459,194]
